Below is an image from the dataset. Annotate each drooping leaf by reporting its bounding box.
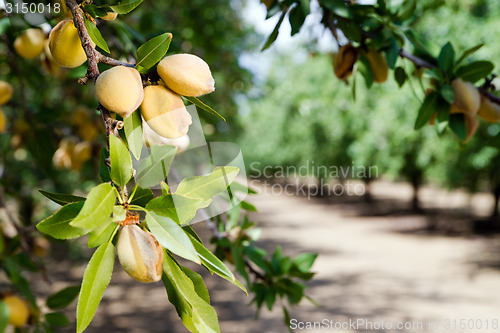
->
[187,234,247,294]
[449,113,467,141]
[288,4,306,36]
[146,193,211,225]
[109,135,133,188]
[136,33,172,70]
[110,0,143,14]
[357,55,374,88]
[184,96,225,121]
[36,202,87,239]
[84,19,110,54]
[146,211,200,263]
[175,166,239,201]
[70,183,116,231]
[261,10,286,51]
[124,110,143,160]
[414,91,439,129]
[136,144,177,188]
[162,253,220,333]
[39,190,86,206]
[47,286,81,309]
[76,242,115,333]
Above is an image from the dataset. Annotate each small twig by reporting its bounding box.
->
[399,49,435,69]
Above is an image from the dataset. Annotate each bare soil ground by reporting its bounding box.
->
[33,181,500,333]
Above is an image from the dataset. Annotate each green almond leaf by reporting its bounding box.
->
[99,147,111,182]
[87,220,117,248]
[440,84,455,104]
[357,55,374,88]
[181,266,210,304]
[288,4,306,36]
[129,187,154,207]
[76,242,115,333]
[261,10,286,51]
[175,166,240,201]
[385,38,399,70]
[84,19,110,54]
[47,285,81,309]
[136,32,172,70]
[83,4,108,18]
[70,183,116,231]
[438,42,454,73]
[45,312,70,327]
[188,234,247,294]
[322,0,352,18]
[455,61,494,83]
[0,301,9,333]
[146,194,211,225]
[162,253,220,333]
[110,0,143,14]
[136,144,177,188]
[146,212,200,263]
[449,113,467,141]
[230,181,257,194]
[456,43,484,66]
[36,202,88,239]
[291,253,318,272]
[394,66,408,87]
[240,200,257,212]
[414,91,439,130]
[184,96,225,121]
[39,190,86,206]
[124,110,143,160]
[109,135,133,188]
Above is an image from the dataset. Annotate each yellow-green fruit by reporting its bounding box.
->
[451,78,480,114]
[78,121,98,141]
[101,12,118,21]
[42,40,62,77]
[333,44,357,80]
[4,296,29,327]
[365,48,388,83]
[71,141,92,171]
[142,119,190,152]
[0,108,6,133]
[0,81,13,105]
[116,225,163,283]
[157,53,215,97]
[141,85,192,139]
[14,28,45,59]
[49,20,91,68]
[95,66,144,118]
[477,96,500,123]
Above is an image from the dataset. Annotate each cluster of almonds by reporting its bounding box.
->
[333,43,389,83]
[95,52,215,143]
[430,78,500,142]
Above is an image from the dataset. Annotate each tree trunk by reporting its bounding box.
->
[491,184,500,220]
[411,176,421,213]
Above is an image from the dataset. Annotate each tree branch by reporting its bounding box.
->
[399,49,435,69]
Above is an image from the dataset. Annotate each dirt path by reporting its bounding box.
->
[50,181,500,333]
